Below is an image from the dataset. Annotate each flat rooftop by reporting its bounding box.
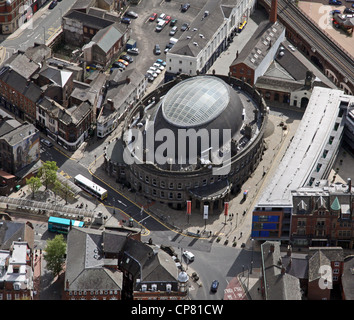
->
[256,86,344,208]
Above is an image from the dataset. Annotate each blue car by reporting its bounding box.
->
[121,17,131,24]
[329,0,342,5]
[210,280,219,293]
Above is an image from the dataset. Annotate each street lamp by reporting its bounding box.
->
[250,238,254,274]
[113,198,115,214]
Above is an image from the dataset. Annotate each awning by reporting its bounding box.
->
[188,179,231,201]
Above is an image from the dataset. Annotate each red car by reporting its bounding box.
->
[149,13,157,21]
[165,15,171,24]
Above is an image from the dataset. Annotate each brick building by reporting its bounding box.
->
[291,181,354,248]
[307,247,344,300]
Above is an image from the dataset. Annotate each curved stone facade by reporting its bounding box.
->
[104,75,268,214]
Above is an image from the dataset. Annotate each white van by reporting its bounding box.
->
[183,250,195,262]
[156,20,166,32]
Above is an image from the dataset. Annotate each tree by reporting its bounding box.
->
[43,234,67,278]
[38,161,58,189]
[60,181,73,205]
[26,176,42,199]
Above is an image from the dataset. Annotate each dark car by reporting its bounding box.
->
[49,0,57,9]
[331,9,341,14]
[344,8,354,13]
[112,61,126,69]
[120,54,133,63]
[154,44,161,55]
[145,73,155,82]
[170,19,178,26]
[181,23,190,31]
[181,3,190,12]
[329,0,342,5]
[121,17,131,24]
[211,280,219,293]
[125,11,138,19]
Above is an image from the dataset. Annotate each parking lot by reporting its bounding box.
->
[120,0,209,82]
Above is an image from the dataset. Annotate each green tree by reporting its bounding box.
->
[38,161,58,189]
[43,234,67,278]
[60,181,73,205]
[26,176,42,199]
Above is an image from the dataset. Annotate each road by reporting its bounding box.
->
[0,0,72,63]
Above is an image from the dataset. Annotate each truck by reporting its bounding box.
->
[126,39,137,50]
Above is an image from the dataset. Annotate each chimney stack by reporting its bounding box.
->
[348,178,352,193]
[270,0,278,24]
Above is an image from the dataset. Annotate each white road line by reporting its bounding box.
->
[138,215,151,224]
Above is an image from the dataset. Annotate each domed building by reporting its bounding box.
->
[104,75,268,215]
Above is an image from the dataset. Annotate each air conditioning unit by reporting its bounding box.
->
[151,284,157,291]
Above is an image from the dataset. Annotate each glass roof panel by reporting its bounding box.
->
[162,76,229,127]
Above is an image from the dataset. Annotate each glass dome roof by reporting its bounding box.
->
[161,76,230,127]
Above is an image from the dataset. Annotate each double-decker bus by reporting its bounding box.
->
[74,174,108,200]
[48,216,84,234]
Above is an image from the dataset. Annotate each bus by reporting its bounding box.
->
[74,174,108,200]
[48,216,84,234]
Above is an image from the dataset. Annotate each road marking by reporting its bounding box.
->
[139,215,151,224]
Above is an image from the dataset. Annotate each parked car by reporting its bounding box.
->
[210,280,219,293]
[156,20,166,32]
[149,66,161,74]
[127,48,139,55]
[329,0,342,5]
[147,70,158,78]
[41,138,53,147]
[49,0,57,9]
[344,8,354,13]
[125,11,138,19]
[110,67,123,74]
[120,54,133,63]
[154,44,161,55]
[169,26,178,36]
[112,61,126,69]
[330,9,341,14]
[165,16,171,24]
[181,3,190,12]
[153,62,165,71]
[145,73,155,82]
[164,43,173,53]
[121,17,131,24]
[157,13,166,23]
[170,19,178,26]
[181,23,190,31]
[149,13,157,21]
[183,250,195,262]
[155,58,166,67]
[117,59,129,66]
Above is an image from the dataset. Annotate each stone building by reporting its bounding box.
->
[104,74,268,215]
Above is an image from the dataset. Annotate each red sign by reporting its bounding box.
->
[186,200,191,215]
[224,202,229,216]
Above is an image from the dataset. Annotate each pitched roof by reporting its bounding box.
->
[65,227,122,291]
[91,24,123,54]
[261,241,302,300]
